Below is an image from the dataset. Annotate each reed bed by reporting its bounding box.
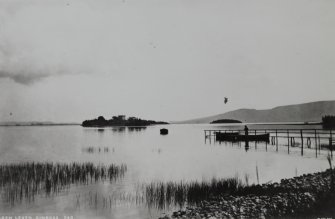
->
[145,177,245,209]
[0,162,127,205]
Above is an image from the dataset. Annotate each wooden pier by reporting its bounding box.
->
[204,128,334,157]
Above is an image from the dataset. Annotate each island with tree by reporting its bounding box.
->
[82,115,169,127]
[210,119,242,124]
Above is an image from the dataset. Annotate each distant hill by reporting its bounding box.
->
[175,101,335,124]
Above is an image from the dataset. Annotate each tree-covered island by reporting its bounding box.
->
[210,119,242,124]
[82,115,169,127]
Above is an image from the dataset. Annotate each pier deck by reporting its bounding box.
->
[204,128,334,157]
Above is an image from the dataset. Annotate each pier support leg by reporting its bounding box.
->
[287,130,290,154]
[276,130,278,152]
[265,141,267,151]
[318,135,321,154]
[330,138,333,158]
[300,130,304,156]
[315,130,318,158]
[331,130,333,158]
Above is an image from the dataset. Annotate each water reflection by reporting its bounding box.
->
[74,190,145,210]
[245,141,250,152]
[112,127,126,132]
[127,127,147,132]
[82,126,147,134]
[83,127,126,133]
[82,146,111,153]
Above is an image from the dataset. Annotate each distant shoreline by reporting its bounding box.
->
[0,123,80,127]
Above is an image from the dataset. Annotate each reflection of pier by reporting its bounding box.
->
[204,129,334,157]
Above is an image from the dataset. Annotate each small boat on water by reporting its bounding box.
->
[216,132,270,142]
[160,128,168,135]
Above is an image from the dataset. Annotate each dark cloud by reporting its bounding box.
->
[0,71,47,84]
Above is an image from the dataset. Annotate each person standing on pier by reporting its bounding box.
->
[244,125,249,136]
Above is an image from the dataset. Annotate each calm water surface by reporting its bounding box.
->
[0,124,331,218]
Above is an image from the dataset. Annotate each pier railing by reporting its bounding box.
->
[204,129,334,157]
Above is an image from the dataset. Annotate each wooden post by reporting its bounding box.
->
[330,129,332,140]
[300,130,303,156]
[330,130,333,157]
[265,132,268,151]
[314,130,317,157]
[219,131,222,145]
[266,141,268,151]
[330,138,333,158]
[318,134,321,154]
[287,130,290,154]
[276,129,278,151]
[290,137,295,146]
[209,131,211,144]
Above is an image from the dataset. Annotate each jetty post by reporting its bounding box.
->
[330,129,333,157]
[314,130,318,157]
[287,130,290,154]
[265,130,268,151]
[276,130,278,151]
[330,138,333,158]
[300,130,304,156]
[209,131,212,144]
[318,134,321,154]
[265,140,268,151]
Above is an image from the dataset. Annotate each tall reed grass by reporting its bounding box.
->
[145,177,245,209]
[0,162,127,205]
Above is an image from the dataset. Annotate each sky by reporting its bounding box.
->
[0,0,334,122]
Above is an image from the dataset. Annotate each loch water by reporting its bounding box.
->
[0,124,331,219]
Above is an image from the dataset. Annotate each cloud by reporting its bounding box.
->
[0,0,114,84]
[0,71,47,84]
